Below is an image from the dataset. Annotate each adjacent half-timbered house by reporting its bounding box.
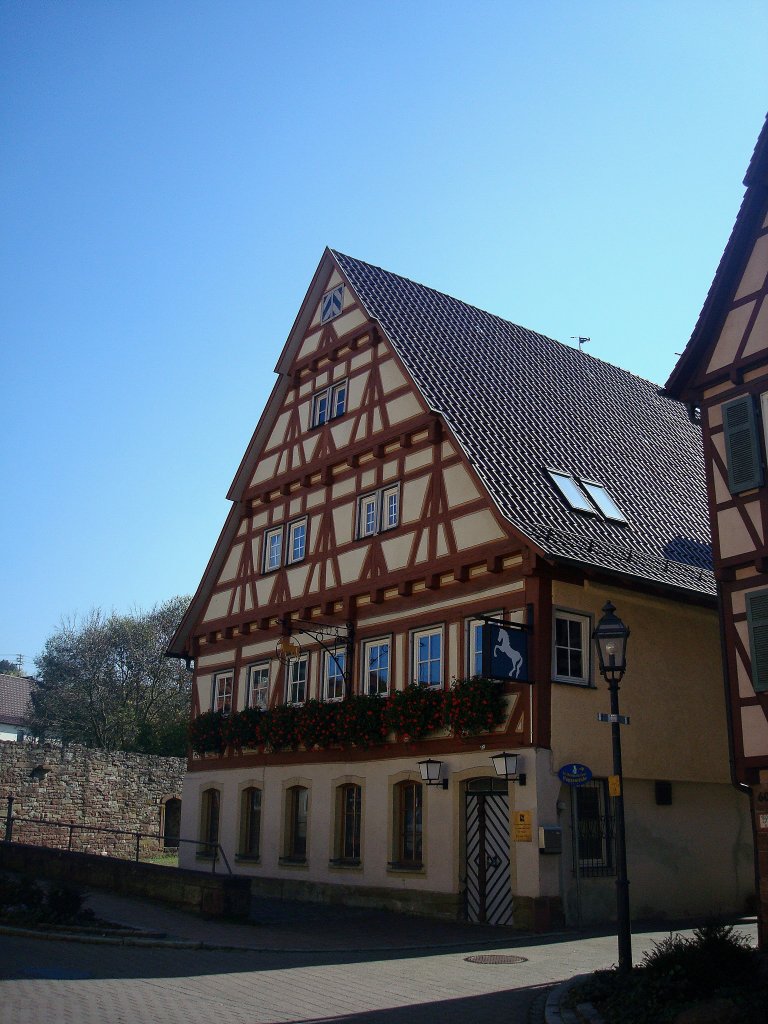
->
[667,114,768,948]
[169,250,753,928]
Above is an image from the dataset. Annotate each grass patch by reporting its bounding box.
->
[141,851,179,867]
[569,922,766,1024]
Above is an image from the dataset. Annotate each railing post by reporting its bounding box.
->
[4,795,14,842]
[68,824,74,851]
[135,832,141,862]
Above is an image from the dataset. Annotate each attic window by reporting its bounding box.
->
[321,285,344,324]
[581,480,628,523]
[547,469,628,522]
[547,470,595,514]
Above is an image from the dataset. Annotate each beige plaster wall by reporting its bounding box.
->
[550,581,729,783]
[558,779,753,926]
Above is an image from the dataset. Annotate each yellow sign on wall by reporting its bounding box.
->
[513,810,532,842]
[608,775,622,797]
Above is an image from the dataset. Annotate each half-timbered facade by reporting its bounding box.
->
[666,114,768,948]
[169,250,753,928]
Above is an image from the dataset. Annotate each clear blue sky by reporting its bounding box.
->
[2,1,766,672]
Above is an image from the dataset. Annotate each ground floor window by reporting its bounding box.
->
[335,783,362,863]
[574,779,615,875]
[285,785,309,861]
[393,780,423,867]
[199,788,220,858]
[239,786,262,859]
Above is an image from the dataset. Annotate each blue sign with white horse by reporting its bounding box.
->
[482,623,529,681]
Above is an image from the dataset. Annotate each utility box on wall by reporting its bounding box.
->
[538,825,562,854]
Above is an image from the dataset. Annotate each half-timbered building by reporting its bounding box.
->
[666,114,768,948]
[169,250,753,928]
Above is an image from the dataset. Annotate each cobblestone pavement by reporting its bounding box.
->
[0,891,758,1024]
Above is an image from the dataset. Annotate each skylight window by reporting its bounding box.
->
[547,470,595,513]
[581,481,628,523]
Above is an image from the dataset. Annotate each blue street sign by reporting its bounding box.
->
[558,763,593,786]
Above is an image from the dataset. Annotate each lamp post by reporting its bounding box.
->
[592,601,632,973]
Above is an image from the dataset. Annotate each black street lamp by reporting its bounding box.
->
[592,600,632,973]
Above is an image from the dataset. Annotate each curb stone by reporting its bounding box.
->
[545,975,604,1024]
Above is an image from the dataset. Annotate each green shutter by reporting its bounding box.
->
[723,395,763,493]
[746,589,768,693]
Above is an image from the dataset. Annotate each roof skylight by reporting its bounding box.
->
[547,469,628,523]
[547,470,595,514]
[581,480,628,522]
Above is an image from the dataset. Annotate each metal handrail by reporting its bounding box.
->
[2,803,232,876]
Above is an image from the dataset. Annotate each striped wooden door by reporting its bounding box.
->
[465,784,513,925]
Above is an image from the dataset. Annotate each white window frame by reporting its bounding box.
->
[247,662,270,709]
[323,648,346,702]
[552,609,591,685]
[212,671,233,715]
[311,379,348,428]
[287,518,307,564]
[286,655,309,705]
[263,526,283,572]
[362,637,390,696]
[465,611,503,677]
[412,626,443,688]
[356,483,400,539]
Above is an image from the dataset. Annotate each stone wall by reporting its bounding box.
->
[0,740,185,859]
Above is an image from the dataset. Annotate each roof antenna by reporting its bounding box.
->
[571,336,590,351]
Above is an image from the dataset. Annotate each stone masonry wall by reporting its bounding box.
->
[0,740,185,859]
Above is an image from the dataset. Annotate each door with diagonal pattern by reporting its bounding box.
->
[465,779,513,925]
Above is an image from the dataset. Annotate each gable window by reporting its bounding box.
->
[247,662,270,709]
[285,785,309,861]
[335,783,362,863]
[356,484,400,538]
[199,788,220,859]
[412,626,443,687]
[323,649,346,701]
[321,284,344,324]
[264,527,283,572]
[724,394,764,494]
[393,780,423,868]
[746,588,768,693]
[238,786,261,860]
[212,671,233,714]
[311,380,347,427]
[362,638,390,696]
[287,518,307,564]
[552,610,590,685]
[574,779,615,875]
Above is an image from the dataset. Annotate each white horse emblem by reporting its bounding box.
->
[493,628,523,678]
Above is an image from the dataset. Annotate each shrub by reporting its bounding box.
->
[263,702,299,750]
[570,921,760,1024]
[45,885,84,921]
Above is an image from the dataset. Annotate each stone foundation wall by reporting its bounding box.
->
[0,740,185,858]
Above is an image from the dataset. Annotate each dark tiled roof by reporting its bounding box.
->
[0,673,34,726]
[333,251,714,596]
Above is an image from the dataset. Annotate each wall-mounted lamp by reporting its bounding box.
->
[418,758,448,788]
[491,751,526,785]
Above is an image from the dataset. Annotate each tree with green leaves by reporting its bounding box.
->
[28,596,191,757]
[0,658,22,675]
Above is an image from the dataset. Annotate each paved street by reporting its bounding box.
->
[0,891,758,1024]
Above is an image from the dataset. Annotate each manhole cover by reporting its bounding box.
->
[464,954,528,965]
